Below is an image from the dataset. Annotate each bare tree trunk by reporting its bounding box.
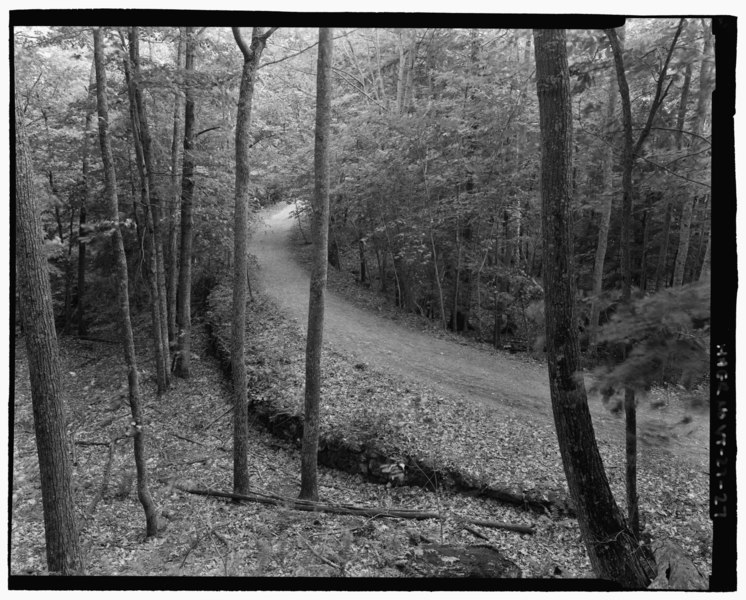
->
[16,92,84,576]
[93,27,158,538]
[120,29,169,393]
[429,229,447,329]
[128,27,171,387]
[699,223,711,282]
[654,199,672,291]
[589,70,617,346]
[673,20,714,288]
[300,27,333,502]
[231,26,278,496]
[396,30,407,114]
[672,197,694,286]
[167,27,184,345]
[535,28,655,588]
[174,26,195,379]
[639,193,652,293]
[607,20,683,540]
[76,59,96,337]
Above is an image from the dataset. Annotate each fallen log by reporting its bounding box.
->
[177,484,535,535]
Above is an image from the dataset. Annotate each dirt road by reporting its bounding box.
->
[249,204,707,464]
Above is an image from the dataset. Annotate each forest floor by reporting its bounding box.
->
[12,318,591,582]
[9,203,711,584]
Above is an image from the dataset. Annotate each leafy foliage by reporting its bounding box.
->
[592,282,710,401]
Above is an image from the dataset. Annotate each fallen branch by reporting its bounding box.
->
[200,406,232,432]
[462,524,490,541]
[177,485,535,535]
[298,533,342,572]
[171,432,207,447]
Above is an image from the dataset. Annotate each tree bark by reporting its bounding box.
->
[174,26,195,379]
[76,59,96,337]
[231,26,277,496]
[699,223,711,282]
[672,197,694,286]
[638,193,652,293]
[654,199,672,291]
[673,20,714,288]
[534,28,655,588]
[167,27,184,345]
[93,27,158,538]
[589,70,618,346]
[607,24,641,539]
[120,29,169,393]
[300,27,333,502]
[15,92,84,576]
[128,27,171,388]
[607,20,683,540]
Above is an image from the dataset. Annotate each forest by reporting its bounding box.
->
[11,17,730,590]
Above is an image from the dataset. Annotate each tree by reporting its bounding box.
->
[15,91,84,576]
[93,27,158,538]
[588,68,617,347]
[533,28,655,588]
[76,58,97,337]
[120,28,170,394]
[174,26,196,379]
[167,27,185,345]
[672,19,714,288]
[231,26,278,495]
[606,19,683,538]
[300,27,333,502]
[129,26,172,390]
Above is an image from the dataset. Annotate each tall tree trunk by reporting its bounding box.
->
[396,30,407,114]
[231,26,277,496]
[174,26,196,379]
[61,196,76,336]
[672,197,694,286]
[654,199,672,291]
[607,20,683,540]
[300,27,333,501]
[76,59,96,337]
[429,229,447,329]
[589,70,618,346]
[120,29,169,393]
[534,28,655,588]
[675,63,693,148]
[655,60,692,293]
[167,27,184,344]
[608,24,641,540]
[16,93,84,576]
[673,20,714,288]
[492,224,502,348]
[128,27,171,388]
[93,27,158,538]
[699,223,711,282]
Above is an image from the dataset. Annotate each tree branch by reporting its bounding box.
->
[196,126,221,138]
[177,485,535,534]
[632,18,685,158]
[258,27,279,42]
[232,27,252,61]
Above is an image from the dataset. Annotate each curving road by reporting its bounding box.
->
[249,203,707,463]
[250,204,552,420]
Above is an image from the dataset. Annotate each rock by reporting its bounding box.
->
[397,544,521,578]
